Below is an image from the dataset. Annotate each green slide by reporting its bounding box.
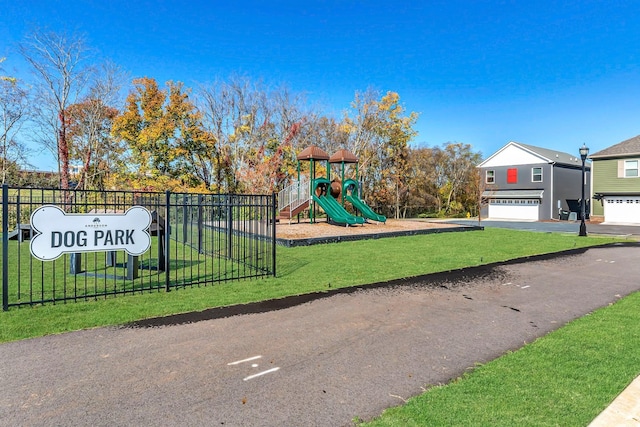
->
[342,179,386,223]
[346,195,387,223]
[313,195,365,225]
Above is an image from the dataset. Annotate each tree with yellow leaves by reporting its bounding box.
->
[342,89,418,218]
[111,77,214,191]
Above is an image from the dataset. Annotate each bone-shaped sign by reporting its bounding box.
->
[30,205,152,261]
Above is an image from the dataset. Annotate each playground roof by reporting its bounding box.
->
[329,149,358,164]
[297,145,330,161]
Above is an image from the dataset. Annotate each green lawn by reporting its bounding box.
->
[0,228,624,342]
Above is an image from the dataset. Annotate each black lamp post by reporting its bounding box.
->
[579,143,589,237]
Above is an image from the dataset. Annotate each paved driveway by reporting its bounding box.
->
[444,218,640,237]
[1,244,639,426]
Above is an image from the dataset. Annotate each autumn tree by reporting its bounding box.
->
[437,142,481,215]
[197,77,313,194]
[65,62,125,190]
[0,63,30,184]
[342,90,418,218]
[66,100,119,189]
[19,29,92,189]
[405,146,442,215]
[244,87,311,193]
[197,77,257,193]
[408,142,482,216]
[111,77,209,191]
[377,92,418,218]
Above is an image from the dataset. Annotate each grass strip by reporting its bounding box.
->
[0,228,626,343]
[363,290,640,427]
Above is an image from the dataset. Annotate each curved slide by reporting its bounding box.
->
[313,195,365,226]
[345,195,386,223]
[342,179,386,223]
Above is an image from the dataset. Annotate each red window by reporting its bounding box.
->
[507,168,518,184]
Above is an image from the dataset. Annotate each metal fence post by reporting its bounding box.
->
[182,194,188,244]
[227,194,233,259]
[197,194,203,253]
[2,184,8,311]
[165,190,171,292]
[272,193,277,277]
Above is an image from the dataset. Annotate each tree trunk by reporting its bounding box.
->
[78,148,92,190]
[58,111,70,190]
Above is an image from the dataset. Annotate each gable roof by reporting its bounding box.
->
[478,141,584,168]
[589,135,640,159]
[516,142,583,165]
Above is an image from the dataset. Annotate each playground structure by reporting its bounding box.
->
[278,146,386,226]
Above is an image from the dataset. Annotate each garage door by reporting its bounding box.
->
[604,197,640,224]
[488,199,540,221]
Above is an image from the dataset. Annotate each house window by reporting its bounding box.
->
[507,168,518,184]
[485,170,495,184]
[625,160,639,177]
[532,167,543,182]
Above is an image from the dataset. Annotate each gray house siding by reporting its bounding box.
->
[553,164,591,219]
[482,163,550,219]
[481,163,590,220]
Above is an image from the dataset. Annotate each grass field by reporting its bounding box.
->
[1,228,636,426]
[0,228,624,342]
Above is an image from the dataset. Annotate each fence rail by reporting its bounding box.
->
[1,185,276,310]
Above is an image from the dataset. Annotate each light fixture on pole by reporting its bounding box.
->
[579,143,589,237]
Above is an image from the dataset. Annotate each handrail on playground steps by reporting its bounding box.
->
[277,177,310,214]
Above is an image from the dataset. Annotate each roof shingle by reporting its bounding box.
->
[590,135,640,158]
[514,142,583,166]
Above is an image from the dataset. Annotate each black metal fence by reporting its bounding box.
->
[1,185,276,310]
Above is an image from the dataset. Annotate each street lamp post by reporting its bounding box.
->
[579,143,589,237]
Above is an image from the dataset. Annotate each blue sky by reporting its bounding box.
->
[2,0,640,170]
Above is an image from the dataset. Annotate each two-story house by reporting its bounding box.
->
[589,135,640,225]
[478,141,590,221]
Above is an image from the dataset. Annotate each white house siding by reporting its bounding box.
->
[480,144,546,167]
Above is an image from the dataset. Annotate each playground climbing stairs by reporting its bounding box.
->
[277,178,311,223]
[279,200,310,220]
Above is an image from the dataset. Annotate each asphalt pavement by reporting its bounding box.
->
[442,218,640,238]
[2,243,640,426]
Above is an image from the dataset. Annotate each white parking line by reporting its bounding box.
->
[243,367,280,381]
[521,285,530,289]
[228,355,262,366]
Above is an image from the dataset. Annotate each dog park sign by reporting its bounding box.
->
[30,205,152,261]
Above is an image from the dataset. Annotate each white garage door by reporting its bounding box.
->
[488,199,540,221]
[604,197,640,224]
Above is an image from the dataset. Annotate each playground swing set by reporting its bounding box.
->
[277,145,386,226]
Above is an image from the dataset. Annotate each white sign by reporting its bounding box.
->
[30,205,152,261]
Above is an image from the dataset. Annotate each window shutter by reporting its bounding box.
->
[618,160,624,178]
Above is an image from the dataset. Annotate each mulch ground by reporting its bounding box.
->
[275,218,459,240]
